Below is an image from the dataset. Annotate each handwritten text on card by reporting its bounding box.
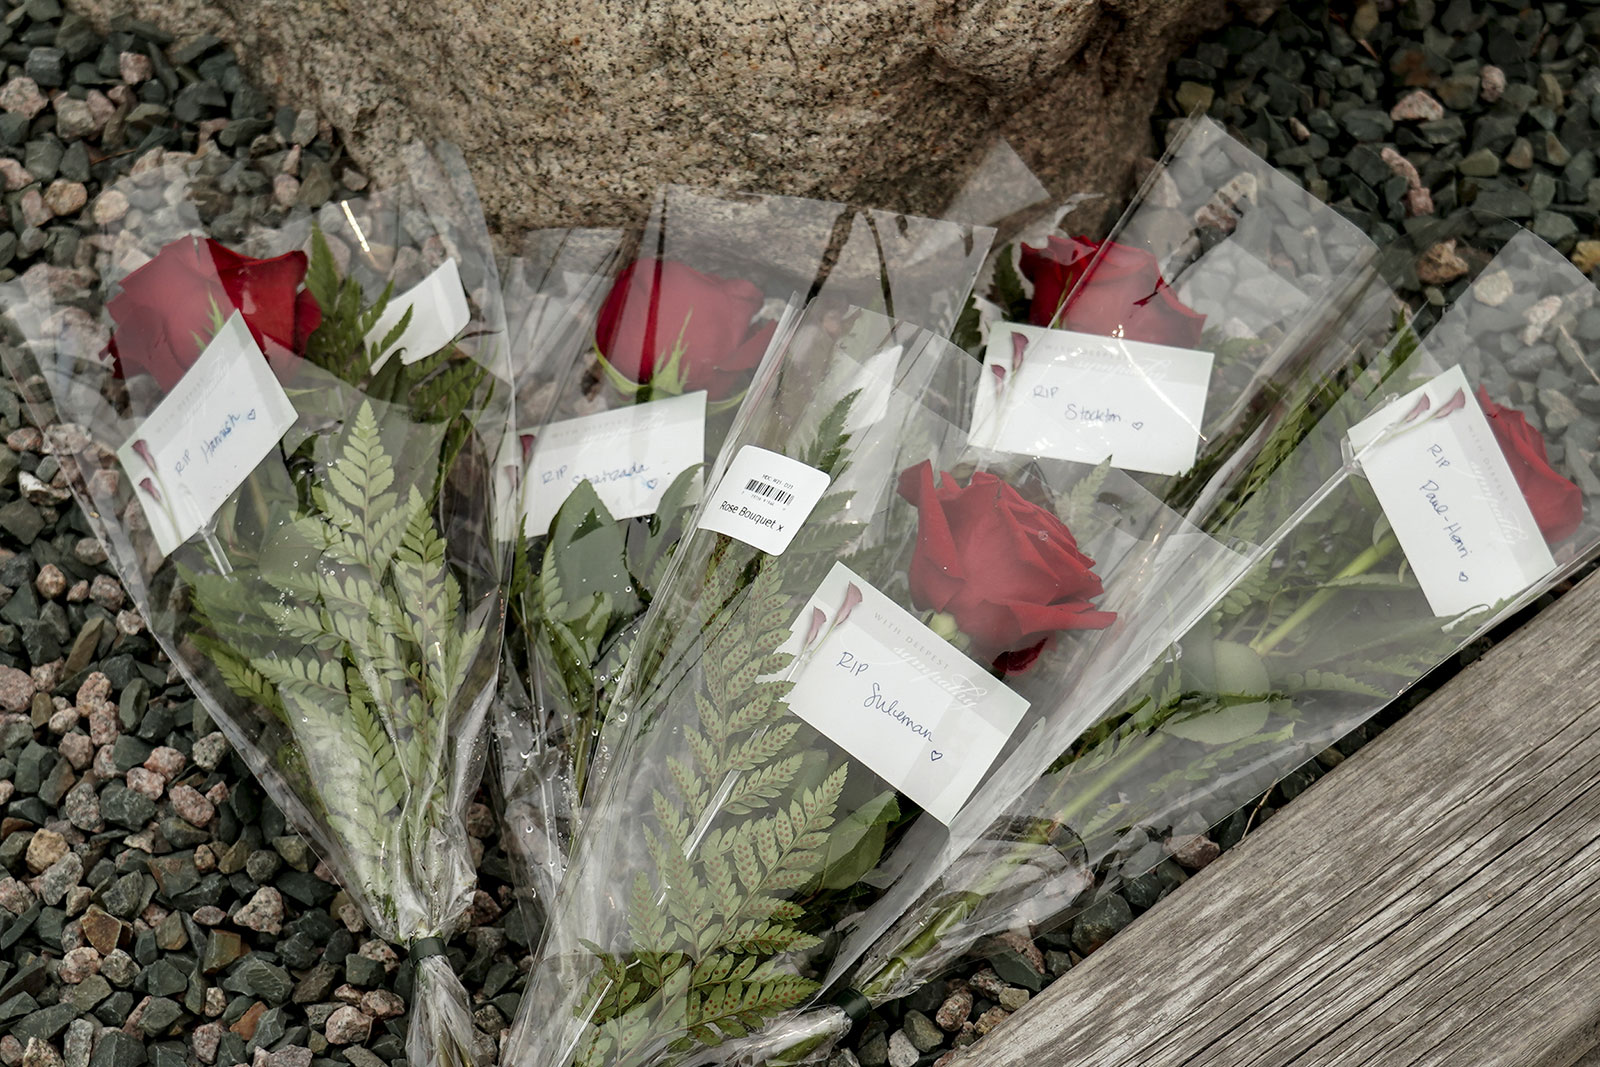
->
[116,313,299,559]
[971,323,1213,476]
[1348,364,1556,617]
[776,562,1030,824]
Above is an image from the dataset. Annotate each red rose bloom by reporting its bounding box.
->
[108,236,321,392]
[896,461,1115,672]
[1019,235,1207,349]
[595,258,777,399]
[1477,387,1584,543]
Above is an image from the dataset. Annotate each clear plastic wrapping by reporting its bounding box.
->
[0,143,511,1067]
[797,228,1600,1041]
[588,120,1474,1062]
[503,303,1250,1067]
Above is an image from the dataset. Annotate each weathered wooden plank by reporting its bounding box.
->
[951,569,1600,1067]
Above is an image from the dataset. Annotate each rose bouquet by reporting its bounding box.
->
[503,303,1251,1067]
[962,116,1386,516]
[770,228,1600,1050]
[497,187,1009,913]
[0,144,512,1066]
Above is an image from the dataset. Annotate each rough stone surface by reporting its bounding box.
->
[72,0,1279,231]
[322,1006,372,1045]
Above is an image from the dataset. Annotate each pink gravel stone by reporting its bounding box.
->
[58,732,93,770]
[76,672,112,706]
[169,784,215,827]
[1389,89,1444,122]
[125,767,164,800]
[89,575,124,611]
[323,1006,373,1045]
[57,946,100,983]
[143,746,186,781]
[0,77,46,119]
[119,52,152,84]
[0,666,35,713]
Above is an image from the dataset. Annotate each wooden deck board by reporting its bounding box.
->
[950,570,1600,1067]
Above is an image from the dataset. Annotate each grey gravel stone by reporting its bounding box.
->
[885,1031,919,1067]
[88,1031,145,1067]
[1071,893,1135,955]
[25,47,67,88]
[903,1010,944,1052]
[223,956,292,1005]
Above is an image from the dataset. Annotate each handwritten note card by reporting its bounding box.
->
[117,312,299,559]
[777,562,1030,824]
[522,391,706,536]
[972,323,1213,476]
[1348,364,1556,617]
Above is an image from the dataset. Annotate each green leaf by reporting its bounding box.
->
[818,790,899,890]
[950,295,983,355]
[185,394,484,916]
[1056,457,1113,530]
[305,226,342,313]
[546,480,640,615]
[1160,697,1277,746]
[991,244,1029,321]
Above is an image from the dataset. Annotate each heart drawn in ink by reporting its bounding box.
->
[929,750,944,762]
[644,478,659,491]
[1132,421,1144,431]
[1458,571,1469,582]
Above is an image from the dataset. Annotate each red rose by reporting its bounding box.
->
[108,236,321,392]
[896,461,1115,672]
[594,258,777,399]
[1477,387,1584,543]
[1019,235,1207,349]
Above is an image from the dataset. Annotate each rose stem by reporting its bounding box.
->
[1249,532,1400,658]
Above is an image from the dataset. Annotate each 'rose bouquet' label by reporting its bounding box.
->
[117,312,299,558]
[776,562,1030,824]
[522,391,707,536]
[697,445,831,555]
[1349,364,1556,617]
[972,323,1213,477]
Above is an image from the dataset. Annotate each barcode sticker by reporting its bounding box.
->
[746,479,794,505]
[698,445,831,555]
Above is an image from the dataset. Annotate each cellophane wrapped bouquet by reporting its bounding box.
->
[0,143,512,1066]
[494,224,628,910]
[960,227,1600,950]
